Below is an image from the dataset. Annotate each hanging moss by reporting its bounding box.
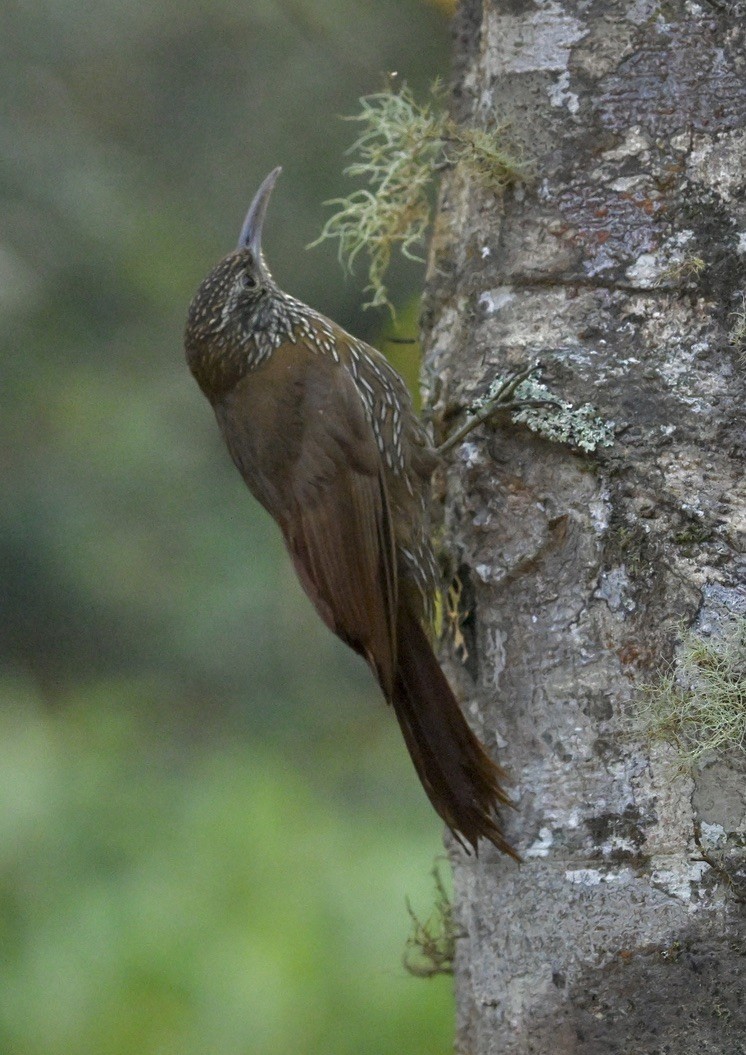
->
[310,80,528,311]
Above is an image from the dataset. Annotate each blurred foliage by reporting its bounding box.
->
[0,687,452,1055]
[1,0,453,1050]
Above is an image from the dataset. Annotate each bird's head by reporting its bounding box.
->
[185,167,283,393]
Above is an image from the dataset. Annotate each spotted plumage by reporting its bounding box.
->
[185,167,515,855]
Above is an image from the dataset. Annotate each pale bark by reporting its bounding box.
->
[422,1,746,1051]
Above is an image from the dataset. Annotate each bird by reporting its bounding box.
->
[185,167,517,857]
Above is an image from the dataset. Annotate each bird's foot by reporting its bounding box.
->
[436,362,558,457]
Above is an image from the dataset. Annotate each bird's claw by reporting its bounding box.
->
[437,361,556,456]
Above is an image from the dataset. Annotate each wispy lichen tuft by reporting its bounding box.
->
[655,253,706,288]
[310,81,527,311]
[639,617,746,766]
[471,371,615,452]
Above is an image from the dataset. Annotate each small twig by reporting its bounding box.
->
[403,863,463,978]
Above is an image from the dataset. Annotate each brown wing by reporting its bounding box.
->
[327,325,440,622]
[215,347,398,695]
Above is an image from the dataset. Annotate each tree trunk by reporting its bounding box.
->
[421,1,746,1051]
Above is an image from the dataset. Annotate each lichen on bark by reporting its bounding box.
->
[421,1,746,1051]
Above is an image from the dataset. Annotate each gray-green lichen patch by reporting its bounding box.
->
[473,371,615,452]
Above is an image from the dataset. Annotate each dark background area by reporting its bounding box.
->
[0,2,456,1051]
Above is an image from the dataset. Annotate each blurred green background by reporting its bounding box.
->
[0,1,456,1052]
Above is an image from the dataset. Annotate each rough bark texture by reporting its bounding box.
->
[421,1,746,1051]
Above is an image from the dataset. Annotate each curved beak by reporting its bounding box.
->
[238,166,282,256]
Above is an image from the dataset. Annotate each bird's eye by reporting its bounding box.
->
[241,272,257,290]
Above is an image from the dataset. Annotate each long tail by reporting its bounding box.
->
[389,604,519,859]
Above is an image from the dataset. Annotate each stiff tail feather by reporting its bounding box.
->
[390,605,519,859]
